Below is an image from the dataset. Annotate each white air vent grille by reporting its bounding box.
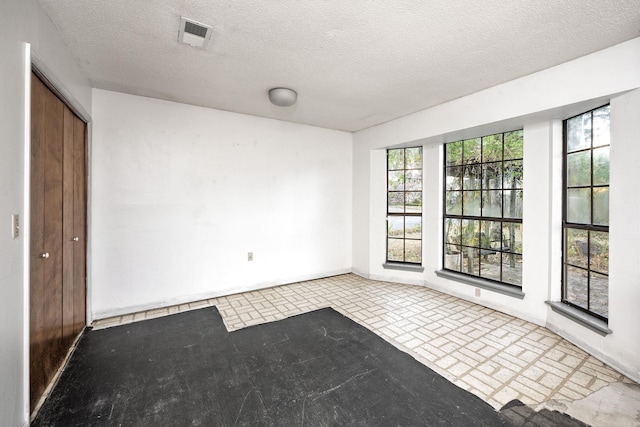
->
[178,17,213,49]
[184,21,208,38]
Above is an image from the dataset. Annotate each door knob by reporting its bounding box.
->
[41,253,49,258]
[73,237,79,242]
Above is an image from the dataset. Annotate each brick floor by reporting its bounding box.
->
[92,273,633,410]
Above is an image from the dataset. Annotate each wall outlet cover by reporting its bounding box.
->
[11,214,19,239]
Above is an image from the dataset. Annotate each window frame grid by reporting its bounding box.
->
[386,147,423,265]
[561,105,610,322]
[442,131,523,287]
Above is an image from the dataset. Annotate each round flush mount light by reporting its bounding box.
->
[268,87,297,107]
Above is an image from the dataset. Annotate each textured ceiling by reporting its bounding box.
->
[39,0,640,131]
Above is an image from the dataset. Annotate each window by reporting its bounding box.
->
[562,105,610,321]
[443,131,523,286]
[386,147,422,264]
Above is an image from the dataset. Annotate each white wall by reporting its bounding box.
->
[352,38,640,382]
[546,88,640,381]
[0,1,92,425]
[91,90,352,318]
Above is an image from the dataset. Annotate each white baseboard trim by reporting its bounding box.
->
[91,268,352,321]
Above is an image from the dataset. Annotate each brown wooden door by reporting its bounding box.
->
[30,72,87,411]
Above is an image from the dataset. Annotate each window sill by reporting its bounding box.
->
[435,270,525,299]
[382,262,425,273]
[546,301,611,336]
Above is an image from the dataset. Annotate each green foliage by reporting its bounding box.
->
[389,147,422,170]
[405,147,422,169]
[462,138,481,164]
[444,130,523,220]
[482,134,502,162]
[567,151,591,187]
[388,149,404,170]
[446,141,462,166]
[593,147,610,185]
[504,131,523,159]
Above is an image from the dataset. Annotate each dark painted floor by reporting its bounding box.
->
[33,307,516,426]
[500,400,590,427]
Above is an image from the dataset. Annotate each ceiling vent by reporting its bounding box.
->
[178,17,213,49]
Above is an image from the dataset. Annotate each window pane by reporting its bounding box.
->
[567,113,591,152]
[589,272,608,319]
[387,216,404,237]
[445,218,461,246]
[463,138,481,164]
[565,266,588,310]
[503,160,523,189]
[593,187,609,226]
[388,192,404,213]
[388,149,404,170]
[503,189,523,219]
[405,170,422,191]
[502,223,522,254]
[446,166,462,191]
[462,247,480,276]
[461,219,478,247]
[463,164,482,190]
[387,238,404,262]
[593,147,609,186]
[480,220,502,249]
[446,141,463,166]
[567,151,591,187]
[592,106,610,148]
[444,251,462,271]
[405,217,421,239]
[590,231,609,274]
[480,253,501,282]
[462,191,481,216]
[388,171,404,191]
[482,134,503,162]
[566,228,588,268]
[502,253,522,286]
[482,190,502,218]
[405,192,422,213]
[405,147,422,169]
[504,130,523,160]
[482,163,501,189]
[405,239,422,263]
[445,191,462,215]
[567,188,591,224]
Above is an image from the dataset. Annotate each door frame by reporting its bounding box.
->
[23,43,92,419]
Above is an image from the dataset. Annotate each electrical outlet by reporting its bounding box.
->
[11,214,19,239]
[248,252,253,261]
[475,288,481,297]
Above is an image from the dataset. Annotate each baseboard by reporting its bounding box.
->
[91,268,352,321]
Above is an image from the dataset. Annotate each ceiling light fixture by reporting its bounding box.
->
[268,88,297,107]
